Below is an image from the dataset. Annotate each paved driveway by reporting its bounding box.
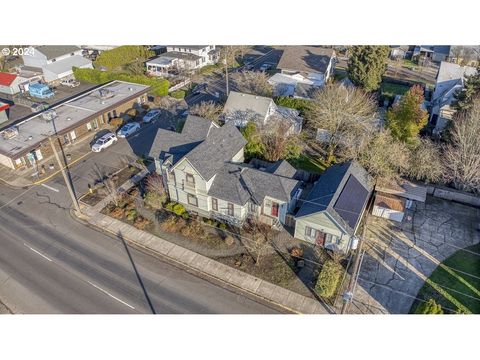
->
[353,196,480,314]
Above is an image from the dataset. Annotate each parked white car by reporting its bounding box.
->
[117,122,141,138]
[142,109,161,123]
[61,78,80,88]
[91,132,118,152]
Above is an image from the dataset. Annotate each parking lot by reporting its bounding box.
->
[353,196,480,314]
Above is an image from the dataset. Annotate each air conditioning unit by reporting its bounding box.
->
[2,126,19,140]
[98,88,115,99]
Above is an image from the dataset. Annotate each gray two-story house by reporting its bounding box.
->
[149,115,302,227]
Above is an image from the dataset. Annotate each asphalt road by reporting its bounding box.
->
[0,125,279,313]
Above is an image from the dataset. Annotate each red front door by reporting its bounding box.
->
[315,231,326,247]
[271,202,279,217]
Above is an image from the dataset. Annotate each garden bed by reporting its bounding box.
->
[81,165,141,206]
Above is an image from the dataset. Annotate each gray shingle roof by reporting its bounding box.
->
[148,115,214,163]
[208,162,300,206]
[35,45,81,60]
[296,161,373,235]
[266,160,297,178]
[277,46,335,74]
[223,91,273,125]
[184,123,247,180]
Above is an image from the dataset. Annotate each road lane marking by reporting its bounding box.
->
[41,184,60,193]
[86,281,135,310]
[23,243,52,262]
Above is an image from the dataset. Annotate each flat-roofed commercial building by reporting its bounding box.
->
[0,80,150,170]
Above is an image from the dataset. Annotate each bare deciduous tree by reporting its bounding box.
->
[235,70,273,97]
[259,119,302,162]
[243,217,271,266]
[189,101,223,124]
[444,98,480,193]
[407,138,444,183]
[357,129,409,180]
[306,83,378,164]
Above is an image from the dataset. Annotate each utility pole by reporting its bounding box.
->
[341,225,367,314]
[48,136,81,215]
[224,56,229,97]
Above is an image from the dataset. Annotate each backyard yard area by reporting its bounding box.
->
[411,243,480,314]
[288,153,327,173]
[380,81,411,99]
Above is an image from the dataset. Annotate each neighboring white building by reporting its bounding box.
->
[0,69,43,97]
[372,193,406,223]
[22,46,93,83]
[0,102,9,125]
[430,61,477,135]
[146,45,218,76]
[222,91,303,134]
[149,115,301,228]
[269,46,336,99]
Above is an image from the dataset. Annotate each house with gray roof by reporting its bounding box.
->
[22,46,92,83]
[222,91,303,134]
[150,115,302,227]
[268,46,335,99]
[430,61,477,135]
[294,161,373,253]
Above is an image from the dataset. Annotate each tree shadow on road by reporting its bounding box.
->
[117,231,156,314]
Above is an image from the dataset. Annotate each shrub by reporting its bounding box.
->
[109,117,123,127]
[274,96,312,115]
[290,246,304,258]
[161,215,186,232]
[126,108,138,118]
[110,207,125,219]
[133,216,151,230]
[173,203,186,216]
[181,212,190,220]
[94,46,155,70]
[144,191,167,209]
[315,260,343,299]
[224,235,235,246]
[218,223,227,230]
[73,67,169,96]
[170,90,186,99]
[126,209,138,221]
[416,299,444,314]
[165,202,176,212]
[180,221,205,239]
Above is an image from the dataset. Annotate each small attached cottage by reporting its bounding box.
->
[294,161,373,253]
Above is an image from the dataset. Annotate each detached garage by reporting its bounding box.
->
[372,192,407,222]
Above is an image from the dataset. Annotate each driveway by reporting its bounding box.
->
[353,196,480,314]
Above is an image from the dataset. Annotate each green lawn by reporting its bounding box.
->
[288,154,327,173]
[380,82,411,98]
[411,243,480,314]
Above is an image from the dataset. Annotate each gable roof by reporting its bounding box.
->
[208,162,299,205]
[148,115,215,163]
[0,72,17,86]
[35,45,81,60]
[183,123,247,180]
[277,46,335,74]
[223,91,273,122]
[296,161,373,235]
[266,159,297,178]
[42,56,92,75]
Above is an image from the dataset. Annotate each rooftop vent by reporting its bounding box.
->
[128,87,134,91]
[27,135,33,141]
[98,88,115,100]
[66,117,72,121]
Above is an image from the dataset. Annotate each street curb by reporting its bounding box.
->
[75,207,330,314]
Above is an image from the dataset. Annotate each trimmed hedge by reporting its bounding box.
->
[73,67,169,96]
[315,260,343,298]
[170,90,186,99]
[274,96,312,115]
[94,46,155,70]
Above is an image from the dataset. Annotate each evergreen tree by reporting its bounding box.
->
[386,85,428,143]
[453,69,480,111]
[347,46,390,92]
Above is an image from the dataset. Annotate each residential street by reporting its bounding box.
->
[0,128,280,313]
